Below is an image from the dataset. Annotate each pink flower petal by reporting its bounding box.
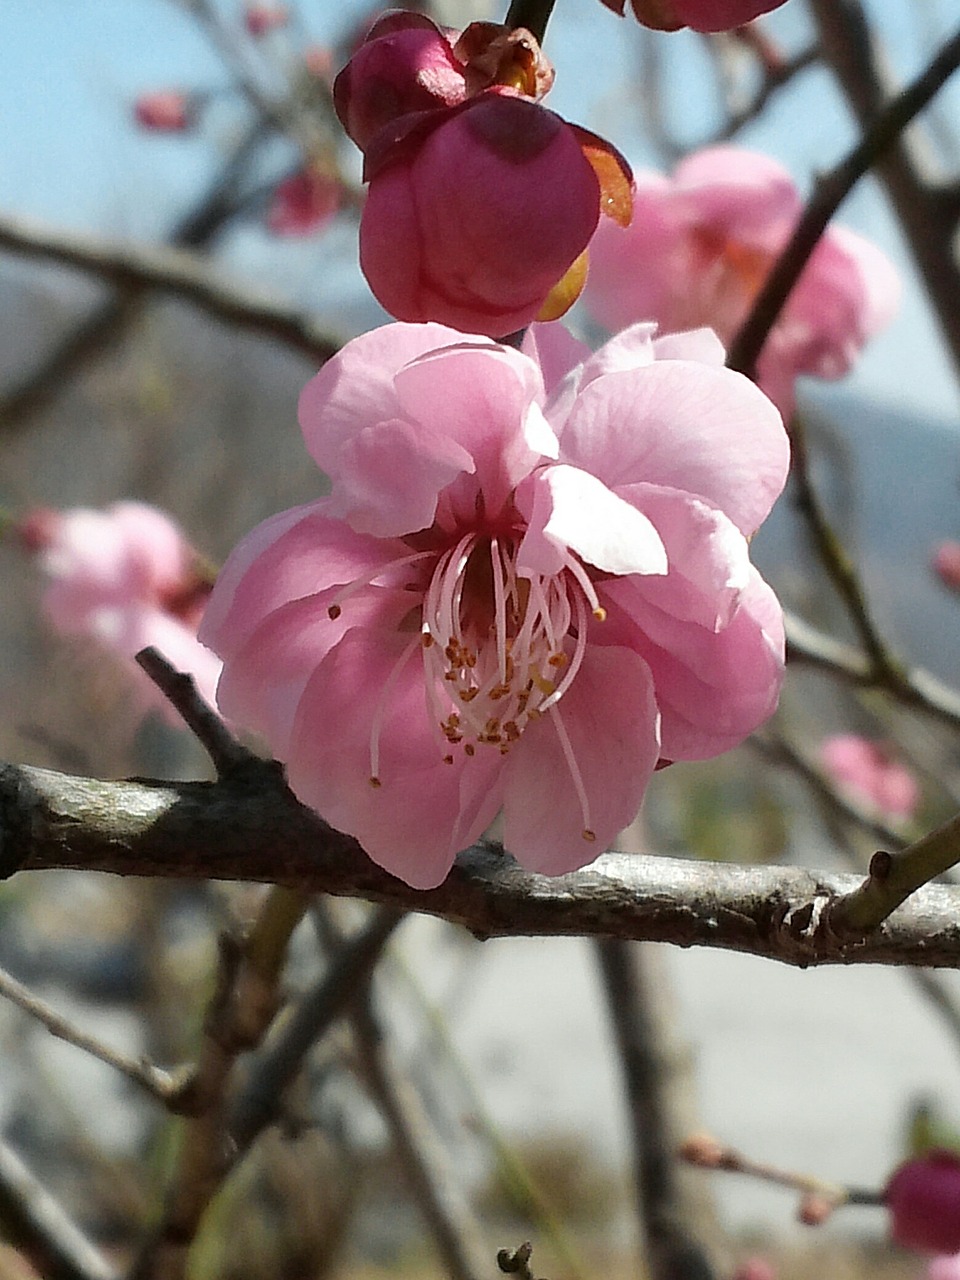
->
[518,464,667,577]
[199,507,412,659]
[215,586,413,755]
[621,482,752,629]
[298,322,480,477]
[501,644,660,873]
[287,628,504,888]
[602,569,784,759]
[557,359,788,536]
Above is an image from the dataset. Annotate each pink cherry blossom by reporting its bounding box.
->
[133,90,194,133]
[930,1255,960,1280]
[584,146,900,419]
[597,0,789,31]
[200,320,788,889]
[266,169,340,237]
[886,1152,960,1255]
[334,13,632,337]
[820,734,919,820]
[19,502,221,725]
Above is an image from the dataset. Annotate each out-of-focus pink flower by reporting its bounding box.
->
[585,146,900,419]
[334,12,632,337]
[886,1153,960,1255]
[731,1260,776,1280]
[266,169,340,236]
[20,502,221,725]
[933,541,960,593]
[244,4,288,36]
[200,320,788,889]
[820,734,919,820]
[597,0,788,31]
[133,91,194,133]
[929,1254,960,1280]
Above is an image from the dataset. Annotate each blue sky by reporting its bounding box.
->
[2,0,960,419]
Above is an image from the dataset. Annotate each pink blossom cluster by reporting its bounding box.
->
[585,146,900,419]
[200,320,788,888]
[819,733,919,821]
[20,502,221,726]
[334,12,632,337]
[597,0,790,31]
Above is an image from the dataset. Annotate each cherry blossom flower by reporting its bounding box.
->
[597,0,789,31]
[820,734,919,820]
[929,1254,960,1280]
[19,502,221,725]
[266,169,340,236]
[200,320,788,889]
[133,90,194,133]
[584,146,900,419]
[334,12,632,337]
[885,1152,960,1255]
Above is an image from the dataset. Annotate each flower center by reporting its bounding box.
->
[420,531,602,761]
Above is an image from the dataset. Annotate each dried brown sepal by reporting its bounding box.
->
[454,22,555,99]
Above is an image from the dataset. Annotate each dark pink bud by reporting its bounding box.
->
[266,169,340,236]
[933,541,960,592]
[244,4,288,36]
[133,90,193,133]
[597,0,788,30]
[333,13,467,152]
[886,1152,960,1254]
[359,94,601,337]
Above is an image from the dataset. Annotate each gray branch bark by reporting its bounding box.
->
[4,760,960,968]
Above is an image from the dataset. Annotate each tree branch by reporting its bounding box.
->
[0,213,342,367]
[727,17,960,380]
[5,760,960,967]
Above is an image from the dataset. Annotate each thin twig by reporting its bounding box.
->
[594,941,716,1280]
[135,647,251,777]
[0,963,178,1105]
[228,906,403,1152]
[785,611,960,732]
[787,414,901,684]
[0,1138,117,1280]
[0,213,343,368]
[351,989,490,1280]
[809,0,960,381]
[0,119,266,432]
[727,21,960,380]
[710,45,819,144]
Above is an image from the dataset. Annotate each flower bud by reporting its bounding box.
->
[597,0,788,31]
[133,90,193,132]
[933,541,960,593]
[333,12,466,153]
[885,1152,960,1254]
[360,94,602,337]
[266,169,340,236]
[244,4,288,36]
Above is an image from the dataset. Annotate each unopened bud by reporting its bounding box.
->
[798,1192,835,1226]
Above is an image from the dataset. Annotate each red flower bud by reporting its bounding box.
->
[266,169,340,236]
[360,94,603,337]
[598,0,788,30]
[133,91,193,133]
[886,1153,960,1254]
[933,541,960,593]
[245,4,288,36]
